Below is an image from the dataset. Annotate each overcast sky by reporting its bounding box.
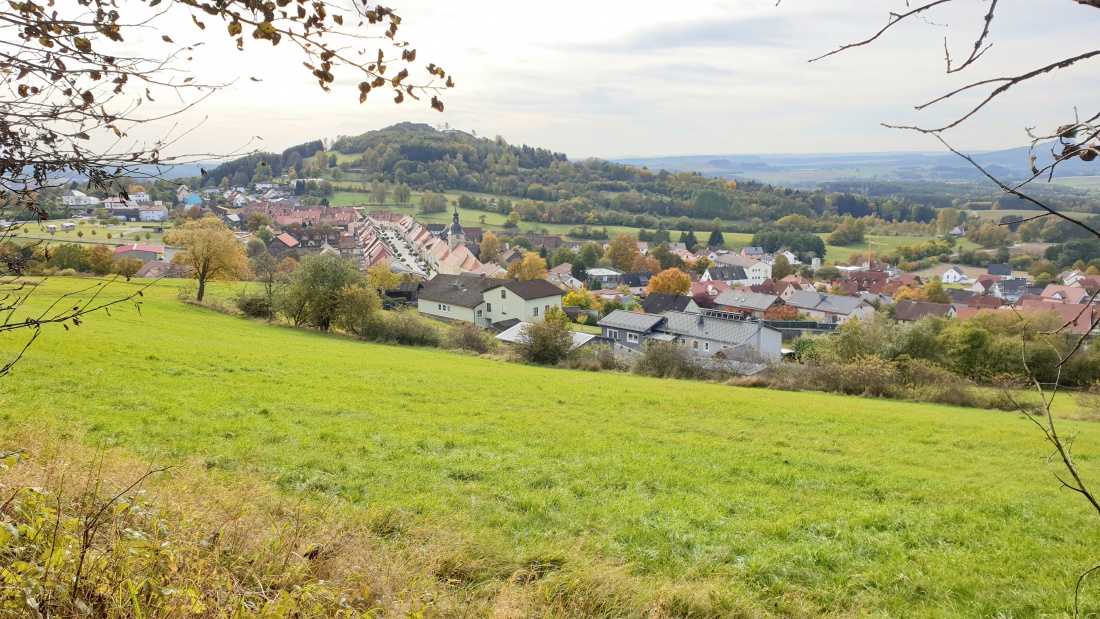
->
[132,0,1099,160]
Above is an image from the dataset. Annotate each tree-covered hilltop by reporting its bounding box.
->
[194,123,1100,236]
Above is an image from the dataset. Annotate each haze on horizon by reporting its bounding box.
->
[141,0,1098,161]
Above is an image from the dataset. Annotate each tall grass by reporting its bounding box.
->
[2,278,1099,617]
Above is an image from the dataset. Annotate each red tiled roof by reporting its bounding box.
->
[274,232,299,248]
[113,243,163,254]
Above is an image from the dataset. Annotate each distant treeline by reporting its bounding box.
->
[194,126,1100,229]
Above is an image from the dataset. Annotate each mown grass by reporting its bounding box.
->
[2,277,1100,617]
[7,218,169,245]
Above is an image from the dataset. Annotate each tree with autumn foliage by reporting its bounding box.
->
[479,231,502,263]
[923,279,952,304]
[892,285,927,303]
[605,235,641,272]
[763,305,798,321]
[630,254,661,274]
[647,268,691,295]
[505,253,548,281]
[165,217,247,301]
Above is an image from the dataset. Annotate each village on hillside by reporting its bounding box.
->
[29,178,1097,374]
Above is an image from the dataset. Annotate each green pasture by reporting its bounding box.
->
[2,277,1100,616]
[968,208,1095,222]
[7,218,169,245]
[825,234,981,258]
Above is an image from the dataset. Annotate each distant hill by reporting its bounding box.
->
[196,125,1100,228]
[612,143,1100,187]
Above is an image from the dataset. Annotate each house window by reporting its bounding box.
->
[437,304,451,313]
[692,340,699,349]
[627,332,639,343]
[501,289,507,299]
[486,303,492,313]
[544,305,550,315]
[704,342,710,351]
[533,306,539,317]
[607,329,619,339]
[477,309,483,318]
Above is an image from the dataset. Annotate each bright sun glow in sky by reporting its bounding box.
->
[130,0,1100,159]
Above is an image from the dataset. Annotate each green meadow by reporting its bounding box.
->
[3,277,1100,616]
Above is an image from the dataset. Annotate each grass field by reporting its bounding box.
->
[968,208,1096,222]
[2,277,1100,616]
[1047,176,1100,190]
[7,218,170,245]
[331,191,971,257]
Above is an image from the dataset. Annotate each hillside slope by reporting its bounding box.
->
[2,278,1098,617]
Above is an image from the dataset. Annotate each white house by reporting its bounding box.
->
[785,290,876,324]
[130,192,151,203]
[139,204,170,222]
[418,275,564,328]
[941,266,967,284]
[61,190,100,207]
[714,254,771,284]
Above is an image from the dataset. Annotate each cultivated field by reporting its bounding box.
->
[2,277,1099,617]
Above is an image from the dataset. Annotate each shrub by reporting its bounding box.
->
[632,342,715,380]
[234,292,274,318]
[560,344,622,372]
[806,355,903,398]
[517,307,573,365]
[359,311,442,347]
[57,268,77,277]
[443,321,496,354]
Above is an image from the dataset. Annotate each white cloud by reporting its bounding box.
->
[124,0,1100,160]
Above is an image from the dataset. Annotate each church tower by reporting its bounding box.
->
[447,207,465,251]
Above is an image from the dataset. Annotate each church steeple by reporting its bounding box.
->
[448,207,465,250]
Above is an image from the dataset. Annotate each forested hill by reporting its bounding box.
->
[198,123,1099,226]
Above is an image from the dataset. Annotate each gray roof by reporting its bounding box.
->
[660,311,772,345]
[704,265,747,281]
[642,293,696,314]
[419,274,500,308]
[785,290,867,315]
[714,254,759,268]
[598,309,665,332]
[501,278,563,300]
[713,289,778,312]
[947,288,976,303]
[988,263,1013,277]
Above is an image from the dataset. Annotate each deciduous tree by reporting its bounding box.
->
[278,252,366,330]
[605,235,641,272]
[365,263,402,293]
[165,217,246,301]
[647,268,691,295]
[480,231,502,263]
[506,253,548,281]
[630,254,661,274]
[771,254,793,280]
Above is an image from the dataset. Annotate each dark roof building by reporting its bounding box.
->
[642,293,698,315]
[419,274,501,308]
[946,288,976,303]
[988,263,1014,277]
[500,278,565,300]
[895,299,954,322]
